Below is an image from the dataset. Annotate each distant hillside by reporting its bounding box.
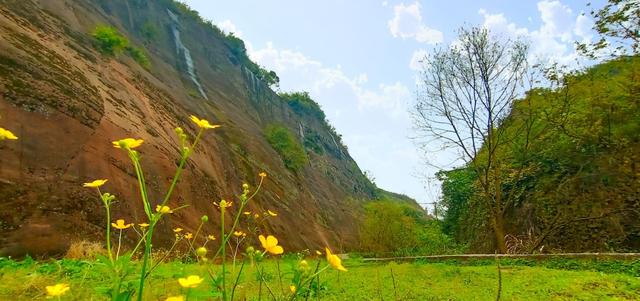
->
[0,0,418,257]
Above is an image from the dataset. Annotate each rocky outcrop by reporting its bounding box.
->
[0,0,385,258]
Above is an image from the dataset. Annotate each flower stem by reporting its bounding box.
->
[230,258,246,301]
[160,129,203,208]
[116,229,123,260]
[221,207,227,301]
[98,188,113,262]
[136,223,154,301]
[212,177,264,259]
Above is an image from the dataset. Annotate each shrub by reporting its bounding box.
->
[278,91,326,121]
[65,240,105,260]
[92,25,151,69]
[126,46,150,69]
[360,200,463,256]
[265,124,308,171]
[92,25,129,55]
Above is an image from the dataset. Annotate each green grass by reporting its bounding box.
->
[1,257,639,300]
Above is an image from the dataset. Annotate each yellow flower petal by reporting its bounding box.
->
[259,235,284,255]
[0,127,18,140]
[325,247,347,272]
[83,179,108,188]
[178,275,203,288]
[259,172,267,178]
[215,200,232,209]
[112,138,144,149]
[190,115,220,129]
[111,219,133,230]
[166,296,185,301]
[173,227,183,233]
[45,283,70,297]
[267,210,278,217]
[156,205,173,214]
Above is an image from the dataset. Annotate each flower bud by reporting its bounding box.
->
[196,247,207,257]
[201,215,209,223]
[246,246,255,254]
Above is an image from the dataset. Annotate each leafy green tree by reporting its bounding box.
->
[436,168,476,237]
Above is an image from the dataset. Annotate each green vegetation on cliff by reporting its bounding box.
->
[92,25,150,68]
[264,124,308,171]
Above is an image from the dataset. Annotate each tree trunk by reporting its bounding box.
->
[493,214,508,253]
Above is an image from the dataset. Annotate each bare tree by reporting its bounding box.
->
[412,27,529,253]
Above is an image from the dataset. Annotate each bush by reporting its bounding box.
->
[126,46,150,69]
[265,124,308,171]
[92,25,151,69]
[360,200,463,256]
[92,25,129,55]
[278,91,326,121]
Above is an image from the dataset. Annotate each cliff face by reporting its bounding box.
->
[0,0,382,257]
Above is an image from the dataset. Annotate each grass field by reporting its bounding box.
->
[1,256,639,300]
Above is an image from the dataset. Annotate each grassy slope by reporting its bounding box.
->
[1,258,638,300]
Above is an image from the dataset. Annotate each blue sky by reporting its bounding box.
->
[183,0,603,210]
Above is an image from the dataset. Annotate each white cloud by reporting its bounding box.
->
[574,13,594,41]
[537,0,574,41]
[250,42,410,117]
[388,2,443,44]
[382,1,388,7]
[217,20,243,37]
[477,1,596,67]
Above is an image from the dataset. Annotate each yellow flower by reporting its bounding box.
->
[45,283,70,297]
[214,200,232,208]
[111,219,133,230]
[156,205,173,214]
[178,275,203,288]
[289,285,297,293]
[112,138,144,149]
[259,172,267,178]
[138,223,149,228]
[259,235,284,255]
[190,115,220,129]
[0,127,18,140]
[233,231,246,237]
[165,296,184,301]
[185,232,193,239]
[315,250,322,255]
[325,247,347,272]
[254,213,260,219]
[173,227,183,233]
[267,210,278,217]
[83,179,108,188]
[243,211,251,215]
[207,234,216,240]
